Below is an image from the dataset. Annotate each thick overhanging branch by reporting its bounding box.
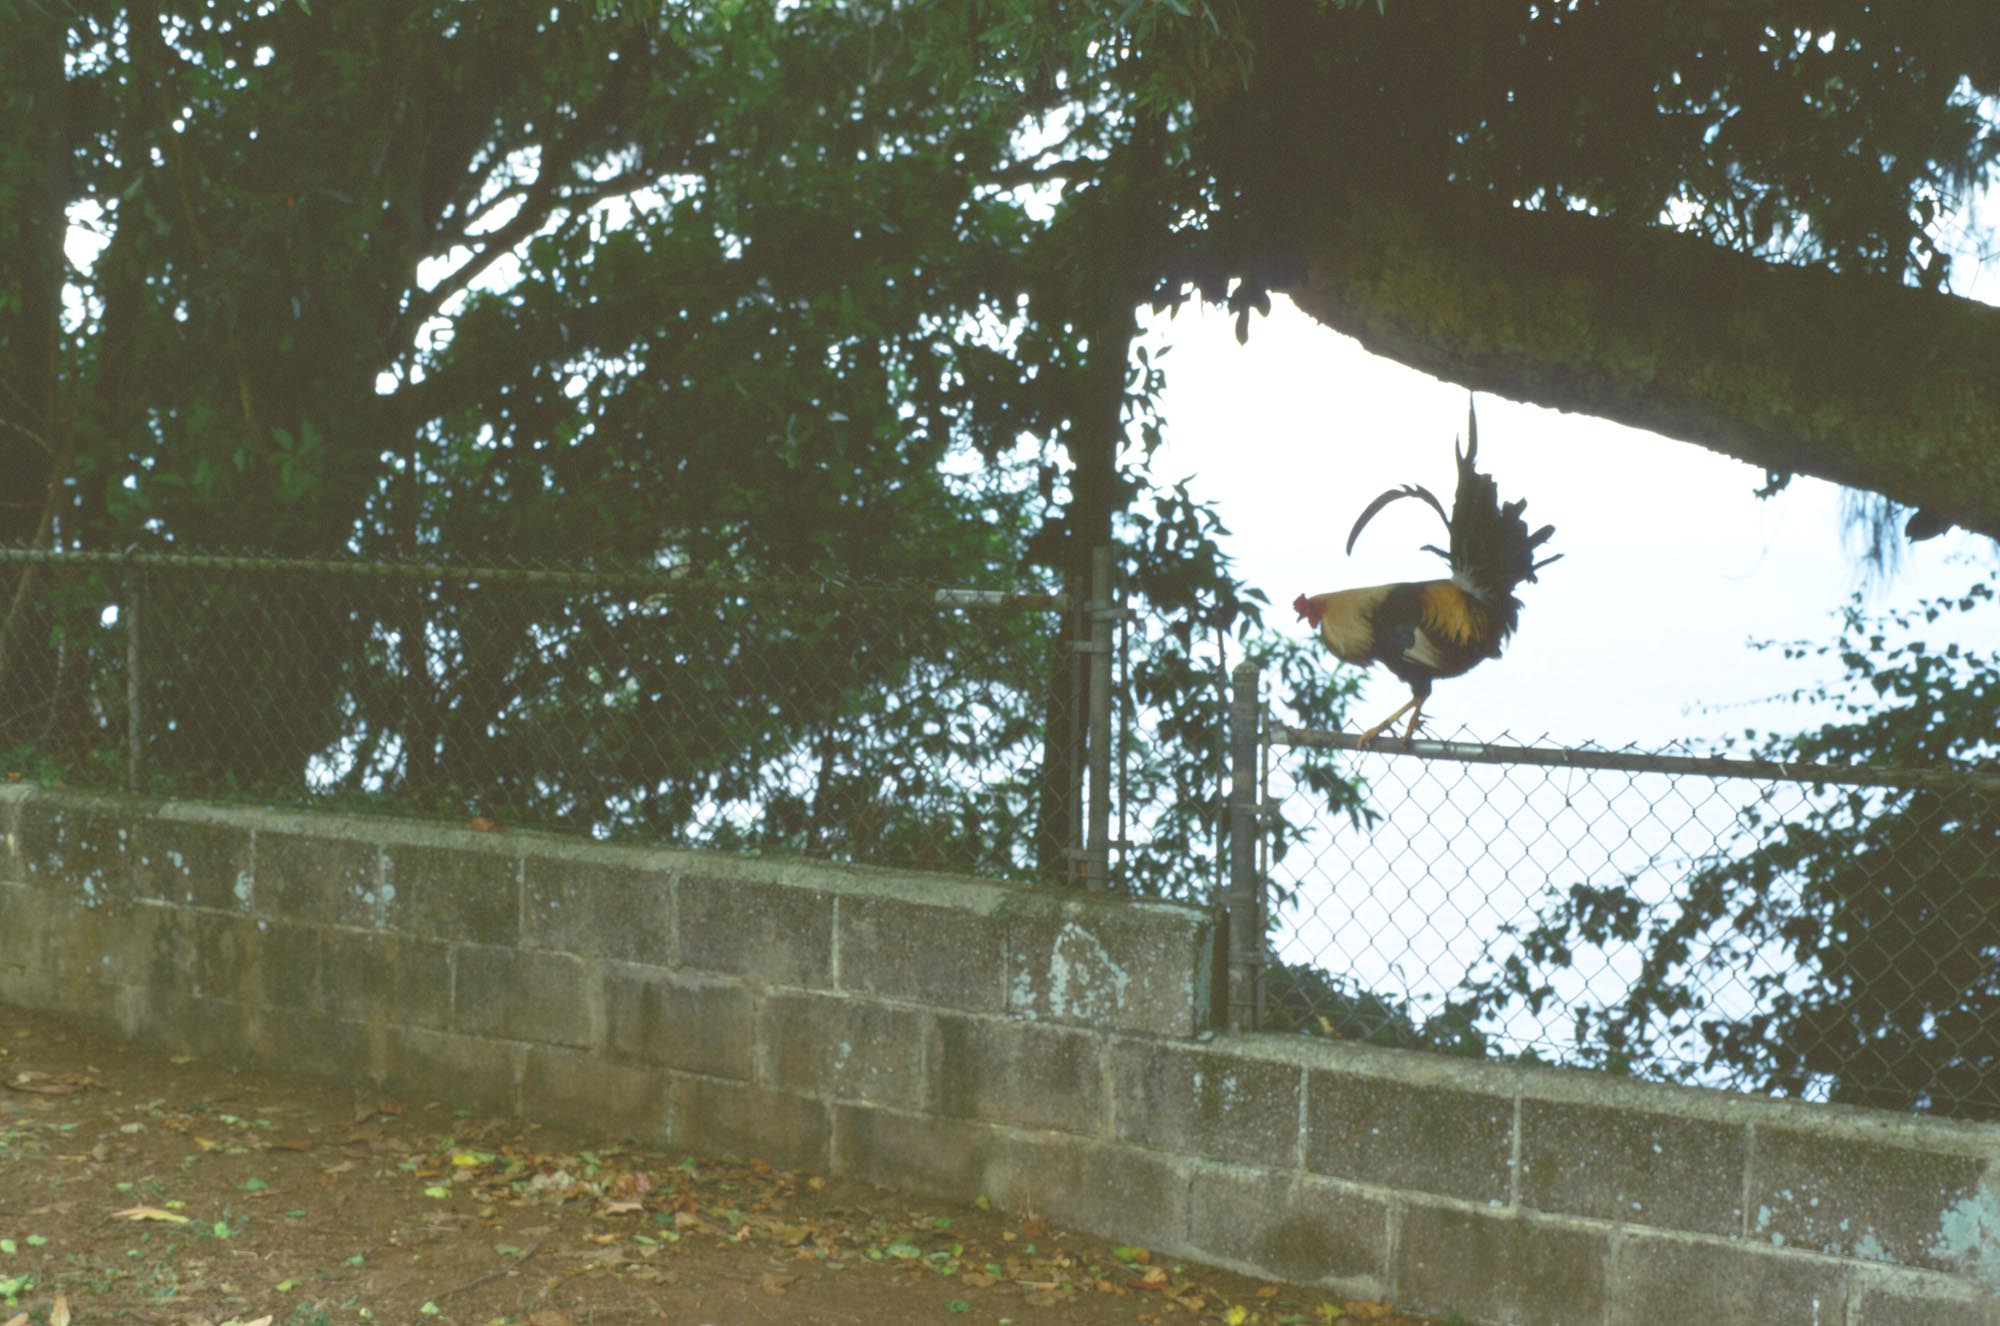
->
[1266,185,2000,544]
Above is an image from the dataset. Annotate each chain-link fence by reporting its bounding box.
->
[1227,658,2000,1120]
[0,548,1123,879]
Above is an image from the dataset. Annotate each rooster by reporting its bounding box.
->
[1293,399,1558,747]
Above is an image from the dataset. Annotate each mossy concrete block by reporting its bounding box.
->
[16,795,136,906]
[453,945,591,1047]
[1751,1125,1993,1273]
[932,1014,1105,1136]
[1304,1066,1514,1204]
[1607,1232,1849,1326]
[1003,899,1214,1038]
[246,1005,371,1083]
[677,875,833,988]
[320,930,453,1029]
[522,1047,668,1142]
[522,851,673,963]
[384,842,520,945]
[253,830,386,929]
[1849,1271,2000,1326]
[1111,1040,1301,1167]
[669,1074,829,1171]
[837,895,1004,1012]
[761,991,928,1109]
[832,1105,999,1200]
[382,1024,522,1114]
[1395,1203,1611,1326]
[1521,1098,1747,1236]
[1189,1165,1388,1292]
[603,965,752,1080]
[133,816,252,911]
[982,1133,1191,1254]
[179,912,316,1008]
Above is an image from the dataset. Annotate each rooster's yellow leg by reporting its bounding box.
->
[1355,696,1419,747]
[1398,697,1427,747]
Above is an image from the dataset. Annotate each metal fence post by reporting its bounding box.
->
[1082,544,1116,890]
[1227,657,1265,1031]
[124,561,143,793]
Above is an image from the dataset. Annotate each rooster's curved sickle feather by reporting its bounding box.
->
[1345,484,1449,556]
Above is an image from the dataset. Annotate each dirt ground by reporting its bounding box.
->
[0,1002,1440,1326]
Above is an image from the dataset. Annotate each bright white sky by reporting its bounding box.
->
[1144,247,2000,753]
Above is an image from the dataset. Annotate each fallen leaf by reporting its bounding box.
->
[601,1200,644,1216]
[468,816,501,832]
[50,1293,70,1326]
[1259,1285,1281,1298]
[112,1205,192,1224]
[5,1078,82,1096]
[759,1272,795,1297]
[962,1272,1000,1289]
[3,1313,26,1326]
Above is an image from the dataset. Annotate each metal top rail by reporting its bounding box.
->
[0,546,1067,611]
[1271,723,2000,797]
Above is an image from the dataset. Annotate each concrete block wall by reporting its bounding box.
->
[1,785,1996,1325]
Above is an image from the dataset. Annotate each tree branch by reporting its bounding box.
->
[1263,184,2000,542]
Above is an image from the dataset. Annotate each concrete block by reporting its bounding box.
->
[453,945,591,1047]
[1520,1098,1746,1236]
[677,875,833,988]
[1303,1067,1513,1204]
[832,1104,1000,1200]
[1750,1125,1990,1272]
[522,852,673,962]
[932,1014,1105,1136]
[1849,1270,2000,1326]
[384,842,520,945]
[980,1133,1190,1254]
[0,882,41,968]
[1188,1165,1388,1292]
[381,1024,522,1113]
[668,1074,829,1171]
[1608,1233,1850,1326]
[252,830,385,928]
[603,965,753,1080]
[320,930,453,1029]
[1111,1040,1301,1167]
[133,817,252,911]
[15,795,136,904]
[838,895,1004,1012]
[761,991,928,1109]
[521,1046,668,1142]
[1394,1202,1610,1326]
[1004,901,1214,1038]
[244,1004,372,1083]
[184,913,316,1007]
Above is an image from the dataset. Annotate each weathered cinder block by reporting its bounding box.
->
[1188,1165,1387,1292]
[15,795,138,905]
[0,882,41,968]
[980,1133,1190,1254]
[0,784,26,882]
[1750,1125,1991,1272]
[1520,1098,1746,1236]
[1394,1202,1610,1326]
[677,875,833,988]
[522,852,673,962]
[178,913,317,1008]
[1004,900,1214,1038]
[603,965,753,1080]
[521,1046,668,1142]
[668,1074,829,1170]
[1607,1233,1850,1326]
[381,1024,522,1113]
[253,830,386,929]
[384,842,520,945]
[761,991,928,1109]
[133,816,252,911]
[1304,1068,1513,1204]
[832,1104,1000,1199]
[1849,1271,2000,1326]
[932,1014,1105,1135]
[1111,1040,1301,1167]
[838,895,1004,1012]
[320,930,453,1029]
[130,989,264,1064]
[453,945,591,1047]
[245,1004,371,1083]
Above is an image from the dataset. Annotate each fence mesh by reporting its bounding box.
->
[0,551,1079,881]
[1261,724,2000,1121]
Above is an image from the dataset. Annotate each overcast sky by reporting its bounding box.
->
[1145,247,2000,755]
